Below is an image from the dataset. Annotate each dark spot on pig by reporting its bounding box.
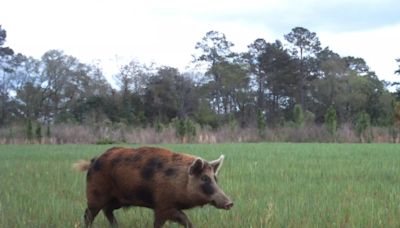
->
[164,168,177,177]
[136,186,154,206]
[123,157,133,163]
[111,156,122,167]
[125,154,142,164]
[93,159,102,171]
[141,158,164,180]
[201,182,215,196]
[133,154,142,161]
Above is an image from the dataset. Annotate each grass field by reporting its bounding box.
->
[1,143,400,227]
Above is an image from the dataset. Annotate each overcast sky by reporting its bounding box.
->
[1,0,400,83]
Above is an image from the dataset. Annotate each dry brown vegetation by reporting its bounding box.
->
[0,123,398,144]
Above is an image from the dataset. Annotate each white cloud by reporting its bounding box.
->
[1,0,399,84]
[319,24,400,82]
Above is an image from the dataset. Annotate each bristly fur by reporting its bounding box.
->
[76,147,233,227]
[73,160,91,172]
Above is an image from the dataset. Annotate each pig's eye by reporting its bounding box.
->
[201,175,211,182]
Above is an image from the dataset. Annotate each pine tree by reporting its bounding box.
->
[325,105,337,138]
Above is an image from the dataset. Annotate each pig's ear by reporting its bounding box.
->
[189,158,204,176]
[210,155,224,176]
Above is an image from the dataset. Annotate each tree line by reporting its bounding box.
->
[1,25,400,142]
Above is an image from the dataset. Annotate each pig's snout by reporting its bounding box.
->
[211,195,234,210]
[212,199,233,210]
[224,201,234,210]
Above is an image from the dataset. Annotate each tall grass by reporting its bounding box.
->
[1,143,400,227]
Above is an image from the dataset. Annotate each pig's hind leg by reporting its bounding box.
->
[103,198,121,227]
[84,207,101,227]
[154,208,193,228]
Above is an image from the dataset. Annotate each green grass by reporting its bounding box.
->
[1,143,400,227]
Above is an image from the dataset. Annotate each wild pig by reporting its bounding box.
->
[73,146,233,227]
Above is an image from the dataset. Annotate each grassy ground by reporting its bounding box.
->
[1,143,400,227]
